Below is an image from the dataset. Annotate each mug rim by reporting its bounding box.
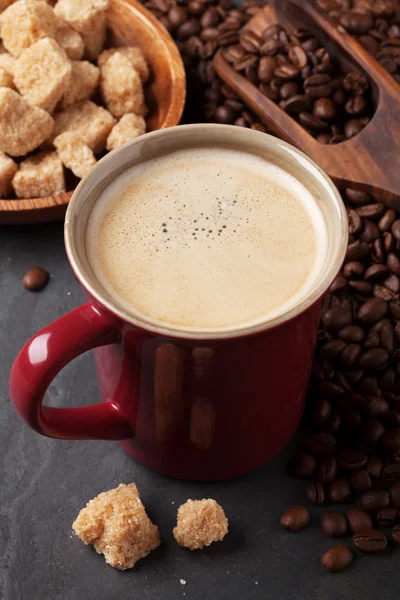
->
[65,124,348,340]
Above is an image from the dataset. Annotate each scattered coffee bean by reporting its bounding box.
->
[393,524,400,543]
[293,453,317,478]
[377,508,399,527]
[280,506,310,532]
[353,530,387,552]
[321,545,353,573]
[350,469,372,493]
[317,455,338,484]
[22,267,49,291]
[359,490,390,512]
[338,450,367,471]
[329,479,352,503]
[307,481,326,505]
[346,507,373,533]
[321,510,348,537]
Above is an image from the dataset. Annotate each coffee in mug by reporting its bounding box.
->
[85,146,328,332]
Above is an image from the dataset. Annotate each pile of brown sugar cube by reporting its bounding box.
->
[0,0,150,199]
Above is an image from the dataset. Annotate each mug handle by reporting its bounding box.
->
[9,302,132,440]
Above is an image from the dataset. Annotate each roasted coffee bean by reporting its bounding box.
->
[329,478,352,503]
[358,377,381,396]
[177,18,200,39]
[390,482,400,509]
[344,118,364,138]
[365,264,390,282]
[346,240,370,261]
[392,220,400,241]
[357,298,388,325]
[377,508,399,527]
[274,63,300,80]
[346,507,373,533]
[317,455,338,485]
[350,469,372,493]
[321,510,348,537]
[320,339,346,359]
[366,456,384,479]
[362,419,386,448]
[367,395,389,417]
[311,398,331,427]
[343,261,364,278]
[379,209,397,231]
[313,97,337,121]
[357,203,385,220]
[307,481,326,504]
[282,94,310,112]
[23,267,49,291]
[382,428,400,452]
[239,30,261,53]
[391,523,400,545]
[304,73,333,97]
[360,220,380,242]
[359,348,389,369]
[258,56,277,83]
[345,95,366,116]
[353,530,387,552]
[322,307,352,332]
[382,464,400,485]
[279,81,299,99]
[299,111,329,131]
[168,6,188,28]
[321,545,353,573]
[214,105,236,124]
[347,209,363,234]
[338,450,368,471]
[343,72,369,95]
[293,453,317,478]
[288,45,308,68]
[339,325,365,343]
[280,506,310,531]
[359,490,390,512]
[387,253,400,276]
[307,433,337,455]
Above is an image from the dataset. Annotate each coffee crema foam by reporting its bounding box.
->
[86,147,327,331]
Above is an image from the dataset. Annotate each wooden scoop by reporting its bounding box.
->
[213,0,400,210]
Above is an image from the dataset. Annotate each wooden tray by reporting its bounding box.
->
[0,0,186,225]
[214,0,400,209]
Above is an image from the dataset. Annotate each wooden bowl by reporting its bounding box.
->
[0,0,186,225]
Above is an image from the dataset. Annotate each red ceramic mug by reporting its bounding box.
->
[10,125,347,481]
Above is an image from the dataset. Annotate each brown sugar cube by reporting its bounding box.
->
[0,66,13,88]
[0,151,17,197]
[98,46,149,83]
[173,499,228,550]
[0,1,17,11]
[55,0,109,60]
[54,22,84,60]
[54,132,96,179]
[53,100,115,153]
[59,60,99,109]
[12,151,65,198]
[0,88,54,156]
[0,51,16,78]
[0,1,59,57]
[14,38,72,113]
[99,52,146,119]
[106,114,146,151]
[72,483,161,570]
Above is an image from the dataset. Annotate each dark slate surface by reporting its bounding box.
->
[0,222,397,600]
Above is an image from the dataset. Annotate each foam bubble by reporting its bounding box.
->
[86,147,327,331]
